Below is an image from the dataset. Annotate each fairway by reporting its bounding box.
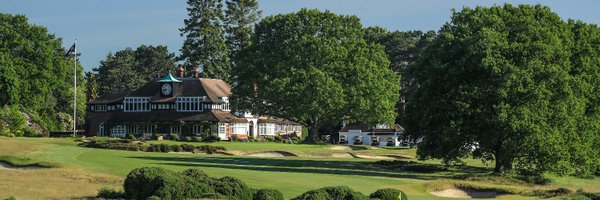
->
[0,137,598,200]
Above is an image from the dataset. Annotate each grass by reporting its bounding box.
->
[0,137,598,200]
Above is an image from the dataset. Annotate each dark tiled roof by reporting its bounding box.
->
[87,91,130,104]
[109,78,231,103]
[340,124,371,132]
[258,117,301,125]
[212,111,248,123]
[200,79,231,102]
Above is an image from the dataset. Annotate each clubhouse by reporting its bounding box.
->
[85,72,302,140]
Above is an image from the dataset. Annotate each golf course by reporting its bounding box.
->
[1,137,598,199]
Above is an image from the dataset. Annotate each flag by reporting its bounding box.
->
[65,43,76,59]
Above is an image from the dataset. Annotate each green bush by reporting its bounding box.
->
[97,187,125,199]
[196,145,226,154]
[181,144,196,152]
[292,186,368,200]
[369,188,408,200]
[204,135,221,142]
[179,169,215,197]
[149,144,161,152]
[124,167,181,199]
[254,188,284,200]
[13,130,24,137]
[171,144,182,152]
[192,136,202,142]
[159,144,172,152]
[153,134,162,140]
[126,134,137,140]
[23,127,43,137]
[211,176,254,200]
[169,134,180,141]
[184,136,192,142]
[6,196,16,200]
[274,135,284,142]
[265,137,274,142]
[248,136,255,142]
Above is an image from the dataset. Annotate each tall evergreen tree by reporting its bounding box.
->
[85,72,99,101]
[224,0,262,60]
[180,0,231,82]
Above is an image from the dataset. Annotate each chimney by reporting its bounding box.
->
[177,65,185,77]
[193,66,200,78]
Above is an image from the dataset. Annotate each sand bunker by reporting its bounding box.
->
[0,162,43,170]
[353,154,397,160]
[244,151,298,157]
[430,187,500,199]
[327,145,366,151]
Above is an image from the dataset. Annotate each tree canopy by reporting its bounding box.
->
[224,0,262,59]
[0,13,86,132]
[180,0,231,82]
[405,4,600,175]
[231,9,400,142]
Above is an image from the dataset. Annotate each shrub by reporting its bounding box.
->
[181,144,196,152]
[192,136,202,142]
[23,127,43,137]
[153,134,162,140]
[13,130,24,137]
[184,136,192,142]
[248,136,255,142]
[148,144,161,152]
[231,135,239,142]
[169,134,180,141]
[171,144,182,152]
[97,187,125,199]
[126,134,137,140]
[254,189,284,200]
[211,176,254,200]
[265,137,274,142]
[369,188,408,200]
[6,196,16,200]
[292,186,368,200]
[195,145,226,154]
[204,135,221,142]
[274,135,284,142]
[159,144,172,152]
[124,167,183,199]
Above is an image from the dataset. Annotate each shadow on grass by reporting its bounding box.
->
[126,156,487,181]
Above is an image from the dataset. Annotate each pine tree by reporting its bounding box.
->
[180,0,231,82]
[224,0,261,59]
[85,72,99,101]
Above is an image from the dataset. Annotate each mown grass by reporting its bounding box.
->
[0,137,598,200]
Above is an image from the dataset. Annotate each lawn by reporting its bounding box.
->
[0,137,598,200]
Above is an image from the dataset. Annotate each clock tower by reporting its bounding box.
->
[157,73,182,97]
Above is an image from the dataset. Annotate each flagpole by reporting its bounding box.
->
[73,39,77,138]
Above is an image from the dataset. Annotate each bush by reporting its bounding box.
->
[211,176,254,200]
[292,186,368,200]
[6,196,16,200]
[265,137,274,142]
[124,167,185,199]
[369,188,408,200]
[196,145,226,154]
[204,135,221,142]
[181,144,196,152]
[169,134,180,141]
[159,144,172,152]
[192,136,202,142]
[184,136,192,142]
[23,127,43,137]
[171,144,182,152]
[274,135,284,143]
[153,134,162,140]
[97,187,125,199]
[231,135,239,142]
[248,136,255,142]
[126,134,137,140]
[254,188,284,200]
[517,170,552,185]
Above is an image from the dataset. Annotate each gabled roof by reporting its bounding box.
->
[124,78,231,103]
[340,124,404,133]
[200,79,231,102]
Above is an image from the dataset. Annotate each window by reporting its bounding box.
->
[259,123,275,136]
[218,123,227,135]
[176,97,202,112]
[110,125,126,137]
[232,123,248,135]
[93,105,107,112]
[124,97,151,112]
[170,125,181,135]
[192,124,202,135]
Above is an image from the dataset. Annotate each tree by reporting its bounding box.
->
[180,0,231,82]
[85,72,99,101]
[93,45,176,96]
[0,13,86,131]
[231,9,400,143]
[224,0,262,58]
[364,27,435,122]
[405,4,600,175]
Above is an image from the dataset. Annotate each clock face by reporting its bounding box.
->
[161,83,172,95]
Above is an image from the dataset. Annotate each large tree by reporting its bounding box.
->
[405,4,599,175]
[364,27,436,122]
[0,13,86,131]
[93,45,175,96]
[231,9,400,142]
[224,0,261,59]
[180,0,231,81]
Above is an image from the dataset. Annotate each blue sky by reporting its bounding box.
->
[2,0,599,72]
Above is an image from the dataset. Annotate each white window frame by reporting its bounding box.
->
[176,97,203,112]
[218,123,227,135]
[259,123,276,136]
[123,97,151,112]
[110,125,126,137]
[231,123,248,135]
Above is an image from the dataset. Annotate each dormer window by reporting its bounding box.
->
[176,97,203,112]
[124,97,151,112]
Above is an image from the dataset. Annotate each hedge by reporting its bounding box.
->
[254,189,284,200]
[79,139,225,154]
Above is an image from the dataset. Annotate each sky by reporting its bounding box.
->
[2,0,600,72]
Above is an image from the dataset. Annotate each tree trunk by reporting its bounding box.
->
[303,123,322,144]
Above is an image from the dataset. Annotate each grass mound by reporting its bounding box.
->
[0,155,58,168]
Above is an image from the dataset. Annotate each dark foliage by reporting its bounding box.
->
[253,189,284,200]
[97,187,125,199]
[291,186,368,200]
[374,160,447,173]
[211,176,254,200]
[369,188,408,200]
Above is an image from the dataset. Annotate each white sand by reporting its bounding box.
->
[430,187,499,199]
[244,151,297,157]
